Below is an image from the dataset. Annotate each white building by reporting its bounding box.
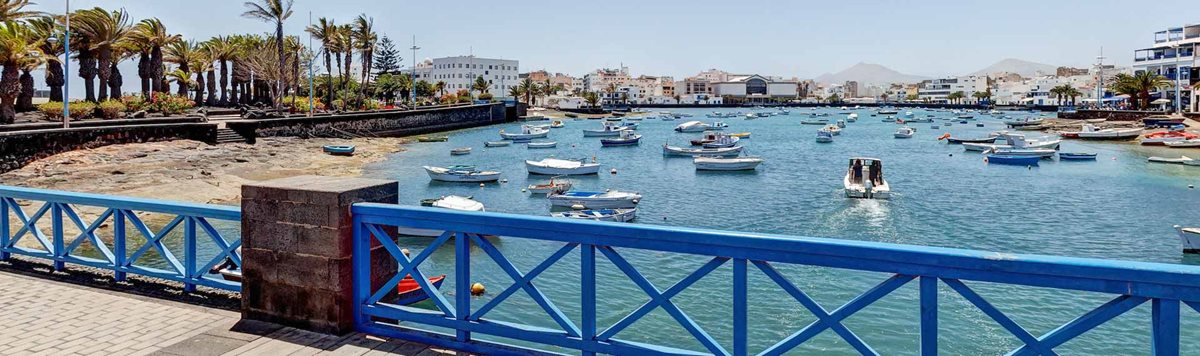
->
[1133,23,1199,112]
[413,55,519,96]
[678,93,722,105]
[711,75,799,103]
[917,76,988,103]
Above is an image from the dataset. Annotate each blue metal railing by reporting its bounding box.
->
[0,186,242,292]
[351,204,1200,355]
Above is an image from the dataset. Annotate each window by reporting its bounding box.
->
[746,78,768,95]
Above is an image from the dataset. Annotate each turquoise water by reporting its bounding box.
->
[361,107,1200,354]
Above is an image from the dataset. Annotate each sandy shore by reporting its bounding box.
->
[0,137,408,205]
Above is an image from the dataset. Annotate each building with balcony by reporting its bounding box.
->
[711,75,799,103]
[1133,23,1200,112]
[414,55,519,96]
[917,76,988,103]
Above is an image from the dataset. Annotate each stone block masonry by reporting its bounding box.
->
[227,103,509,142]
[0,122,217,173]
[240,175,399,335]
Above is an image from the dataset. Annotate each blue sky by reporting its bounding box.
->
[28,0,1198,95]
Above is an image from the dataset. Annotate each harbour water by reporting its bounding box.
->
[359,107,1200,354]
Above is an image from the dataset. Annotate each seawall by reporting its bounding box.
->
[227,103,508,142]
[0,122,217,173]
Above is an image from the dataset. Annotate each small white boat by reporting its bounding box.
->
[399,195,486,236]
[548,190,642,209]
[550,120,565,128]
[484,141,510,147]
[499,125,550,140]
[675,120,711,133]
[846,113,858,122]
[702,134,740,148]
[450,147,472,155]
[1060,124,1141,140]
[1148,156,1194,165]
[1166,139,1200,148]
[527,141,557,149]
[709,121,729,129]
[527,177,572,194]
[662,144,744,157]
[693,156,764,171]
[894,127,914,139]
[552,208,637,222]
[1174,225,1200,253]
[423,165,501,182]
[836,120,846,128]
[962,135,1061,152]
[823,124,842,136]
[987,147,1056,158]
[525,158,601,175]
[582,122,630,137]
[845,157,890,199]
[816,129,834,143]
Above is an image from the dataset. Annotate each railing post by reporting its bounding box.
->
[733,258,748,356]
[352,214,369,329]
[183,216,197,292]
[581,243,596,356]
[113,209,126,281]
[920,276,938,356]
[241,176,398,335]
[51,202,64,271]
[1152,298,1180,356]
[455,232,471,343]
[1,198,9,260]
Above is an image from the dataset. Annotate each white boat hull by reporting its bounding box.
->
[548,193,641,209]
[1176,226,1200,253]
[526,161,601,175]
[552,208,637,222]
[662,145,744,157]
[694,157,763,171]
[424,167,501,182]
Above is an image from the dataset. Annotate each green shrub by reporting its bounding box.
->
[283,96,325,112]
[361,99,381,110]
[98,99,126,119]
[331,99,344,110]
[478,93,494,101]
[68,101,95,120]
[38,101,63,120]
[120,95,148,113]
[150,94,194,115]
[456,95,472,103]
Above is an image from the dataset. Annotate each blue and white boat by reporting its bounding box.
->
[526,158,601,175]
[551,208,637,222]
[548,190,642,209]
[499,125,550,140]
[423,165,501,182]
[662,144,744,157]
[985,154,1040,166]
[816,129,834,143]
[583,122,630,137]
[322,145,355,156]
[702,134,740,148]
[601,130,642,147]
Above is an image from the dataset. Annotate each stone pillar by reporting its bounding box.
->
[240,175,398,334]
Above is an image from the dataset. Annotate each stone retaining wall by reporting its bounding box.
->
[1057,109,1167,121]
[0,123,217,173]
[227,103,508,142]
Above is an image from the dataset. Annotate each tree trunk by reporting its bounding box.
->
[324,51,333,110]
[206,69,217,106]
[138,51,151,97]
[45,61,63,102]
[17,69,33,112]
[109,63,123,99]
[78,50,97,102]
[151,45,165,94]
[219,60,229,106]
[194,71,204,105]
[97,47,112,101]
[275,22,284,109]
[0,63,19,124]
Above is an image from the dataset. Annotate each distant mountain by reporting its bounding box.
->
[970,58,1058,77]
[814,63,930,85]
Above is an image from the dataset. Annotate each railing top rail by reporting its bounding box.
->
[353,203,1200,299]
[0,185,241,221]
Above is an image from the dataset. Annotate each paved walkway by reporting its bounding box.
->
[0,270,463,356]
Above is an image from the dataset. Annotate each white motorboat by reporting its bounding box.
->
[846,113,858,122]
[527,177,572,194]
[548,190,642,209]
[662,144,744,157]
[1148,156,1194,165]
[903,111,914,118]
[693,156,764,171]
[499,125,550,140]
[552,208,638,223]
[675,120,711,133]
[423,165,501,182]
[1060,124,1142,140]
[1165,139,1200,148]
[525,158,601,175]
[816,129,834,143]
[399,195,486,236]
[844,157,890,199]
[823,124,842,136]
[702,134,740,148]
[450,147,472,155]
[582,122,630,137]
[709,121,729,129]
[894,127,915,139]
[962,135,1061,152]
[986,147,1056,158]
[527,141,558,149]
[1174,225,1200,253]
[1004,118,1044,127]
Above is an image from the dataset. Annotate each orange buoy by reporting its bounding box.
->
[471,283,486,296]
[938,133,951,141]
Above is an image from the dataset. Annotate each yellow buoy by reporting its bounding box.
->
[471,282,486,296]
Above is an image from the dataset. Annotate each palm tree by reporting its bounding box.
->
[242,0,294,108]
[434,80,446,97]
[68,14,97,102]
[472,76,489,96]
[582,91,600,108]
[0,0,40,21]
[352,14,376,103]
[0,21,41,123]
[1108,73,1141,109]
[164,39,198,96]
[28,16,63,102]
[17,50,39,112]
[1130,71,1171,109]
[72,7,133,102]
[507,85,522,100]
[165,67,193,95]
[205,36,237,106]
[1064,86,1082,106]
[337,24,353,104]
[129,18,178,96]
[518,77,535,105]
[306,17,336,110]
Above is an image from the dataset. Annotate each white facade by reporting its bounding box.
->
[917,76,988,102]
[414,56,519,96]
[678,94,722,105]
[1133,23,1198,112]
[711,75,798,102]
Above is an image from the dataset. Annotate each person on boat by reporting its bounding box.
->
[852,160,864,183]
[869,161,882,185]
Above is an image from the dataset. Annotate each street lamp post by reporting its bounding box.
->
[410,36,419,108]
[1173,44,1183,113]
[307,12,314,117]
[61,0,70,128]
